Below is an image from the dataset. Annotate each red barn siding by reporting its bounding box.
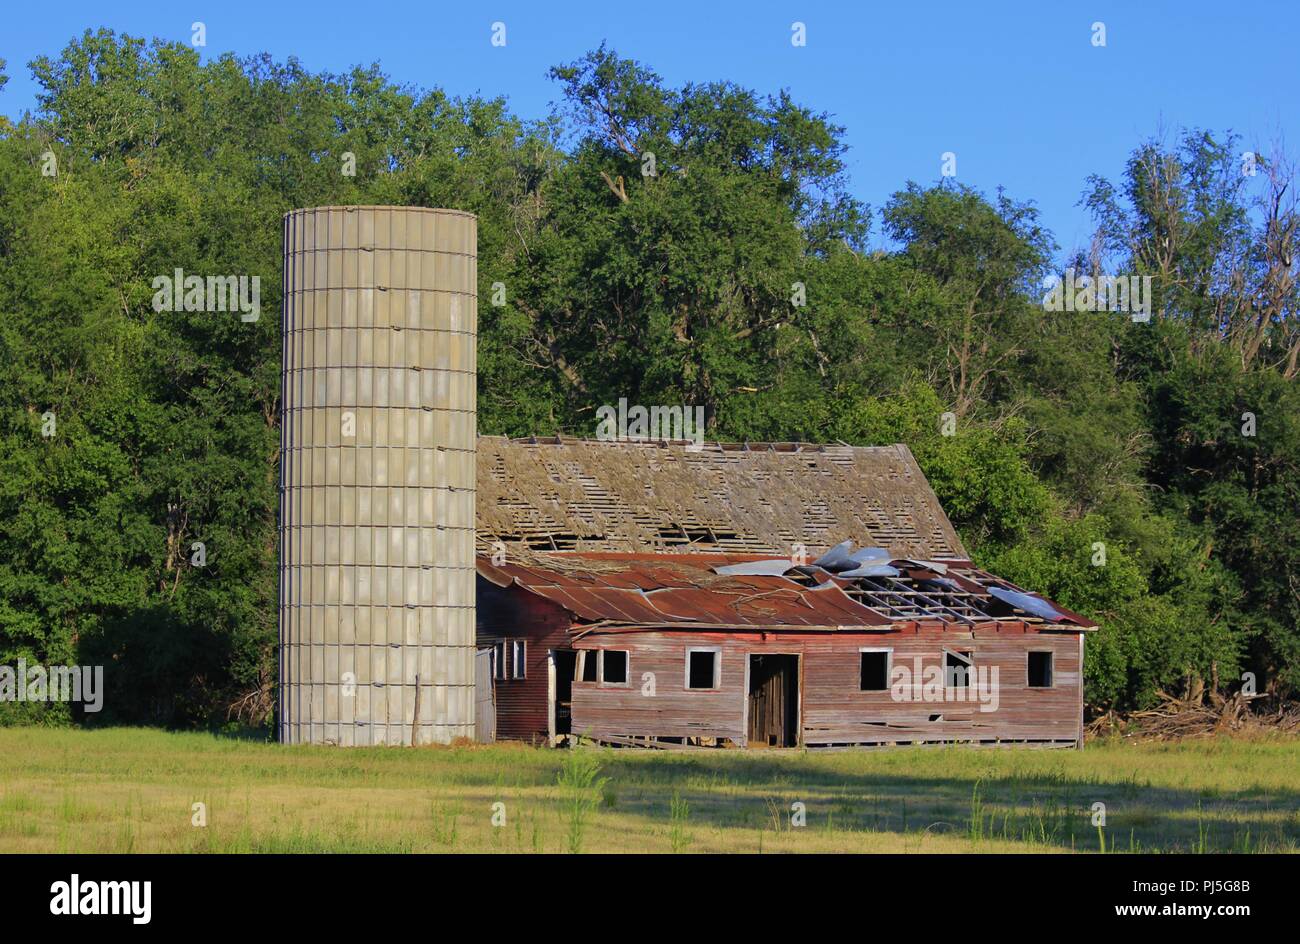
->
[572,633,748,743]
[799,628,1082,745]
[572,624,1084,748]
[476,577,570,742]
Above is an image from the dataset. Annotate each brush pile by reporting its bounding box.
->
[1088,690,1300,741]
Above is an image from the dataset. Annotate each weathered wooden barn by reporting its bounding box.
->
[474,436,1094,749]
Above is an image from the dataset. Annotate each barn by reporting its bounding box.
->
[473,435,1094,749]
[273,209,1089,749]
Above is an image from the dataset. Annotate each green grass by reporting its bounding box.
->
[0,727,1297,853]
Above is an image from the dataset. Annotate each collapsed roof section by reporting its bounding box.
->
[477,436,968,560]
[476,547,1097,634]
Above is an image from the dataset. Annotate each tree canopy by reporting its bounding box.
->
[1,32,1296,727]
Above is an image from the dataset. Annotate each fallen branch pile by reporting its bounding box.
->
[1088,691,1300,741]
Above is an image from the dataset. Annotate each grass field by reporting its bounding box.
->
[0,728,1297,853]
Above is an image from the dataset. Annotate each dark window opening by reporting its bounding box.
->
[945,650,972,688]
[860,651,889,691]
[687,650,718,690]
[579,650,598,682]
[1028,651,1053,688]
[601,650,628,685]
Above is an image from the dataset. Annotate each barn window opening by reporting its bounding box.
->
[492,641,507,681]
[944,650,973,688]
[687,649,720,690]
[601,650,629,685]
[1028,651,1053,688]
[860,650,890,691]
[579,650,598,682]
[511,640,527,680]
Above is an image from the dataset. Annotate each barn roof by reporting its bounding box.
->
[476,550,1096,633]
[476,436,967,559]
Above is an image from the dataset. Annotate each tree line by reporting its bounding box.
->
[0,32,1295,728]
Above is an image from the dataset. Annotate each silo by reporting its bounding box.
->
[279,206,477,745]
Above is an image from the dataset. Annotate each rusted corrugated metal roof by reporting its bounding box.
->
[476,436,967,560]
[476,550,1096,632]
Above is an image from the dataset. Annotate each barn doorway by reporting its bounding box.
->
[549,649,576,744]
[747,654,800,747]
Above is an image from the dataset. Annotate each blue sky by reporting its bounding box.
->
[3,1,1295,260]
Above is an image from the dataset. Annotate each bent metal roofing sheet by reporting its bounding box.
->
[476,551,1096,633]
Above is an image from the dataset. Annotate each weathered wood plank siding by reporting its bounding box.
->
[799,627,1082,745]
[475,576,570,742]
[572,624,1084,747]
[572,633,748,743]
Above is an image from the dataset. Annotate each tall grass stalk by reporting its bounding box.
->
[557,748,608,854]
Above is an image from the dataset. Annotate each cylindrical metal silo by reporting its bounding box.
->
[279,206,477,745]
